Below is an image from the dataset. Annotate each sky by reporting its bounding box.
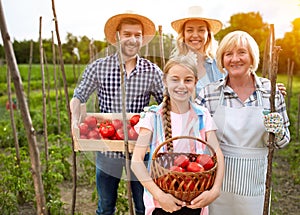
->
[1,0,299,44]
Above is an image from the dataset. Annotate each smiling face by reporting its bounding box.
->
[164,64,197,105]
[119,23,143,59]
[223,43,253,78]
[183,20,209,53]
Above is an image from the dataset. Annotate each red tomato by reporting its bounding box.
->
[196,154,214,170]
[111,119,123,130]
[169,165,185,172]
[79,122,89,135]
[174,155,190,168]
[80,134,88,139]
[6,100,17,110]
[129,115,140,126]
[99,120,113,127]
[109,135,117,140]
[99,124,115,138]
[84,116,98,129]
[186,162,204,172]
[87,129,100,139]
[128,126,138,140]
[115,128,125,140]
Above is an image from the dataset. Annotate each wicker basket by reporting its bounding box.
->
[150,136,217,203]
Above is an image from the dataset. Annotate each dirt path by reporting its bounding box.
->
[60,181,97,215]
[271,154,300,215]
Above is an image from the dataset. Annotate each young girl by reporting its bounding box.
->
[131,55,224,215]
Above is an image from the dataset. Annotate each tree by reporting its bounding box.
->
[215,12,278,73]
[277,18,300,74]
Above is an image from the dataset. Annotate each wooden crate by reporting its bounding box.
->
[73,104,139,152]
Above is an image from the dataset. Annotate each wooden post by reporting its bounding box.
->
[286,58,294,114]
[39,16,49,168]
[116,31,134,215]
[158,25,165,69]
[27,40,33,108]
[0,1,47,214]
[51,0,77,213]
[262,30,271,78]
[263,24,281,215]
[51,31,61,134]
[297,95,300,142]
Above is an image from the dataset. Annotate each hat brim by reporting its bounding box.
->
[104,13,156,46]
[171,17,223,35]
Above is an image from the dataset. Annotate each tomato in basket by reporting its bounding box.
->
[169,166,185,172]
[196,154,215,170]
[186,162,204,172]
[174,155,190,168]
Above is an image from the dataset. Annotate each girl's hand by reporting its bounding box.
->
[186,188,220,209]
[157,193,186,213]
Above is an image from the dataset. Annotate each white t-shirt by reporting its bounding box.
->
[135,108,217,153]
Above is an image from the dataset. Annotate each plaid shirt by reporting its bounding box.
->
[73,53,164,158]
[195,74,290,148]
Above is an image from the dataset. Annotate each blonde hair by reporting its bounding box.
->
[161,55,198,150]
[171,20,218,59]
[216,31,260,72]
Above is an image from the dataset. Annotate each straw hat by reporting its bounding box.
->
[104,11,156,46]
[171,6,223,35]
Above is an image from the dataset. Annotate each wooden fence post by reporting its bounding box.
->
[0,1,47,214]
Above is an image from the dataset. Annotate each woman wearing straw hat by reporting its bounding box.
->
[70,11,164,215]
[171,6,287,98]
[171,6,226,96]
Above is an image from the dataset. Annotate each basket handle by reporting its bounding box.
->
[151,136,216,160]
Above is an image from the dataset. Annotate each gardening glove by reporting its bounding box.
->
[263,111,285,143]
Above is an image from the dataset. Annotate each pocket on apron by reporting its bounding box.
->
[223,155,267,196]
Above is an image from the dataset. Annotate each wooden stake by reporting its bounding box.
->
[263,24,281,215]
[116,31,134,215]
[51,31,61,134]
[286,58,294,114]
[39,17,49,167]
[51,0,77,213]
[262,30,271,78]
[0,1,47,214]
[27,40,33,108]
[297,95,300,142]
[158,25,165,69]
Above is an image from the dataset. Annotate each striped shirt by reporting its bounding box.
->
[73,53,164,158]
[195,74,290,148]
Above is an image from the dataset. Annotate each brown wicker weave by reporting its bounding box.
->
[150,136,217,203]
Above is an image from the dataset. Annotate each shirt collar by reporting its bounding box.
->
[217,73,268,94]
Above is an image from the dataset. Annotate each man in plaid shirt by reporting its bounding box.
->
[70,12,164,215]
